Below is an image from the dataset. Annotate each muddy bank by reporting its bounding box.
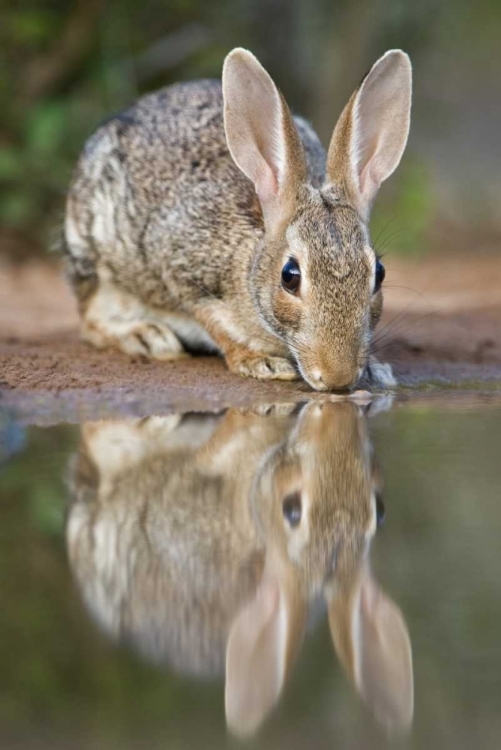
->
[1,255,501,421]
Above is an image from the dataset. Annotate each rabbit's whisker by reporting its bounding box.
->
[372,215,396,252]
[371,310,438,355]
[372,285,432,345]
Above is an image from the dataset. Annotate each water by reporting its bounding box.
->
[1,397,501,750]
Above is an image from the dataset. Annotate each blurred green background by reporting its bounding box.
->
[0,0,500,261]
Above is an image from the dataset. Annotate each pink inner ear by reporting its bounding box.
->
[256,161,279,203]
[357,146,378,201]
[358,163,370,198]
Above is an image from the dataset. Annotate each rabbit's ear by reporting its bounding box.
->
[328,568,413,733]
[225,567,305,736]
[326,50,412,220]
[223,48,307,231]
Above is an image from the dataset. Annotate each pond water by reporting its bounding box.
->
[1,396,501,750]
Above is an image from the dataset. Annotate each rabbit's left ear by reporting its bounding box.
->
[327,567,414,733]
[223,48,307,232]
[225,561,306,736]
[326,50,412,220]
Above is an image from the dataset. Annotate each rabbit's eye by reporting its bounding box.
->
[281,258,301,294]
[375,492,385,526]
[282,492,302,528]
[374,260,385,293]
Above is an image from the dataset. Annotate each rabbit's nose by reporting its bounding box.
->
[317,364,359,392]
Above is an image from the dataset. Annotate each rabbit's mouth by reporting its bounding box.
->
[293,358,360,393]
[303,371,359,394]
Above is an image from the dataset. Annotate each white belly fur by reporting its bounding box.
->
[165,313,219,353]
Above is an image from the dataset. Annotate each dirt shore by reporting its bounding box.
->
[1,255,500,421]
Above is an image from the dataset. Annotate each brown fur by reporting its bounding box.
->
[64,49,411,390]
[66,401,412,735]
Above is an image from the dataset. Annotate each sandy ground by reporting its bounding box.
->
[0,255,500,421]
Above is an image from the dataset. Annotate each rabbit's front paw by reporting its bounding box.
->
[366,356,397,387]
[81,278,190,361]
[119,323,188,360]
[235,402,298,417]
[229,354,299,381]
[84,318,187,361]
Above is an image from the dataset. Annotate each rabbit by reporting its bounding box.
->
[66,401,413,736]
[64,47,412,392]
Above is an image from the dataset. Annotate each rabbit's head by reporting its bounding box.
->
[226,401,413,735]
[223,50,412,390]
[250,401,377,587]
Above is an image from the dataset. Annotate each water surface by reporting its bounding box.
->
[1,398,501,749]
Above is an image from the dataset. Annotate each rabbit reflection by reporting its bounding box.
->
[66,402,412,736]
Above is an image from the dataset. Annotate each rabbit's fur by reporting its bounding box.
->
[64,48,411,391]
[66,402,413,735]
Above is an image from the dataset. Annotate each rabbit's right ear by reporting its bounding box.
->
[326,50,412,220]
[225,564,306,736]
[223,48,307,231]
[327,567,414,733]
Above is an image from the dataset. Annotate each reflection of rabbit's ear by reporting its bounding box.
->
[327,568,413,733]
[225,564,306,737]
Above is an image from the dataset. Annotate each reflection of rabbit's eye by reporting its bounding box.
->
[281,258,301,294]
[375,492,385,526]
[282,492,302,527]
[374,260,385,293]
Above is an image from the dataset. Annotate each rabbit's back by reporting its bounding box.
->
[66,417,269,677]
[65,80,326,309]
